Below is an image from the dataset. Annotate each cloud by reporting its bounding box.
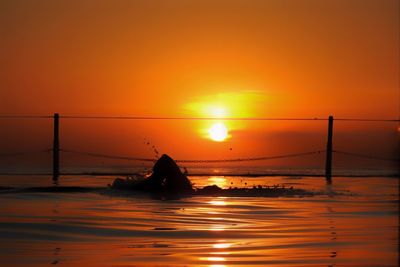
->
[183,90,267,118]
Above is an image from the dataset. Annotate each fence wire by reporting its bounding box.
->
[60,149,324,163]
[60,149,155,162]
[0,149,50,158]
[2,148,397,163]
[1,115,399,122]
[333,150,399,162]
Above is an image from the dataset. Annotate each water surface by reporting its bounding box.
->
[0,175,398,266]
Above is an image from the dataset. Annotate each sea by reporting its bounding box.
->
[0,172,398,267]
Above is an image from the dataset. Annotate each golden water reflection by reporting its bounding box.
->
[213,242,232,249]
[0,177,397,266]
[199,257,226,262]
[208,200,227,206]
[200,241,233,266]
[206,197,231,231]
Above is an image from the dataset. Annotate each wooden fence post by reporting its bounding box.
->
[53,113,59,182]
[325,115,333,183]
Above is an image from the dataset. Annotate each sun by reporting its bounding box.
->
[208,122,228,142]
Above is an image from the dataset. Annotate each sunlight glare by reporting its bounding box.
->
[199,257,226,262]
[210,106,227,118]
[208,199,227,206]
[213,243,232,249]
[208,123,228,142]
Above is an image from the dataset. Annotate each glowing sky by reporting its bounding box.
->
[0,0,398,169]
[1,0,398,118]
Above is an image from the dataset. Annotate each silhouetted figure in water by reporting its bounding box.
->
[112,154,193,194]
[111,154,310,197]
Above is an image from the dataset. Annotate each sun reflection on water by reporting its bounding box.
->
[199,257,226,262]
[200,241,233,266]
[0,177,397,266]
[208,225,227,231]
[213,243,232,249]
[208,200,227,206]
[206,197,231,231]
[208,196,228,206]
[210,251,230,255]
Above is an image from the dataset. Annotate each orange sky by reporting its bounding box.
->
[0,0,399,170]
